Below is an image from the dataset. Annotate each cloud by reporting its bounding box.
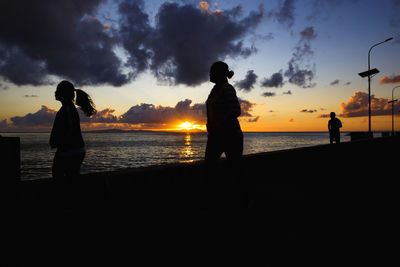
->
[247,116,260,122]
[283,27,317,88]
[330,79,340,86]
[380,74,400,84]
[235,70,258,91]
[117,0,152,80]
[300,109,317,113]
[283,90,292,95]
[23,95,39,98]
[3,97,259,130]
[0,0,264,88]
[262,92,276,97]
[119,99,206,124]
[340,91,399,117]
[317,113,331,118]
[10,105,57,127]
[299,26,317,41]
[0,0,129,87]
[79,108,118,123]
[145,2,264,86]
[261,72,284,88]
[272,0,296,28]
[259,27,317,90]
[238,98,256,118]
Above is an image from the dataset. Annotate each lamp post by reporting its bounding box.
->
[388,85,400,136]
[366,37,393,136]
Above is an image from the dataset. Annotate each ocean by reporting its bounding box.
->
[1,131,350,180]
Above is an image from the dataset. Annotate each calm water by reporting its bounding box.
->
[1,132,349,180]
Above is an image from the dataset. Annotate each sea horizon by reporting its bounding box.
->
[1,131,354,181]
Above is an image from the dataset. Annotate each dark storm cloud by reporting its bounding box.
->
[260,26,317,91]
[261,72,284,88]
[271,0,296,28]
[0,0,265,87]
[118,0,152,79]
[145,2,264,86]
[284,26,317,88]
[235,70,258,92]
[0,0,129,87]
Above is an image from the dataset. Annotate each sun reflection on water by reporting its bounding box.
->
[179,133,195,162]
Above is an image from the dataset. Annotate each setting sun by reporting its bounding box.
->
[176,121,205,131]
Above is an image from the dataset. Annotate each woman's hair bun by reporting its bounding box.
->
[227,70,234,79]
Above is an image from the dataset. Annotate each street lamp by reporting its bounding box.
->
[358,37,393,137]
[388,85,400,136]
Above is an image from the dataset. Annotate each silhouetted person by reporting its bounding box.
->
[328,112,342,144]
[50,80,96,186]
[205,61,246,214]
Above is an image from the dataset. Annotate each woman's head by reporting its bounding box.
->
[55,80,75,102]
[209,61,234,83]
[55,80,97,117]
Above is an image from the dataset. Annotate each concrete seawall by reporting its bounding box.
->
[5,136,398,244]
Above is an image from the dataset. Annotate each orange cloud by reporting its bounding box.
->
[199,1,209,12]
[380,74,400,84]
[340,91,399,117]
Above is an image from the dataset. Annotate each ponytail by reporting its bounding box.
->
[75,89,97,117]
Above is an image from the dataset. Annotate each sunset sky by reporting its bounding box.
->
[1,0,399,132]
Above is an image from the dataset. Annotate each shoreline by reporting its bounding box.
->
[3,136,398,244]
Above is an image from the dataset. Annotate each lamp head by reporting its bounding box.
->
[385,37,393,42]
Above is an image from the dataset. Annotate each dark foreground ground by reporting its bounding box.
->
[1,136,398,254]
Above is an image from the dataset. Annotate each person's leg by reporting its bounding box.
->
[65,152,85,181]
[52,151,65,181]
[329,132,334,144]
[205,136,223,210]
[336,132,341,144]
[64,152,85,203]
[52,152,68,207]
[225,134,247,215]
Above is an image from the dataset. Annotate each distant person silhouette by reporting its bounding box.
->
[205,61,246,213]
[328,112,342,144]
[50,80,96,184]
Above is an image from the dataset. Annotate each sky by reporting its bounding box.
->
[0,0,400,132]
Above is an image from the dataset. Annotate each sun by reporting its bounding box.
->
[176,121,205,131]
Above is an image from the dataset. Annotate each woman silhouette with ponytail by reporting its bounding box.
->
[205,61,246,213]
[50,80,96,182]
[206,61,243,163]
